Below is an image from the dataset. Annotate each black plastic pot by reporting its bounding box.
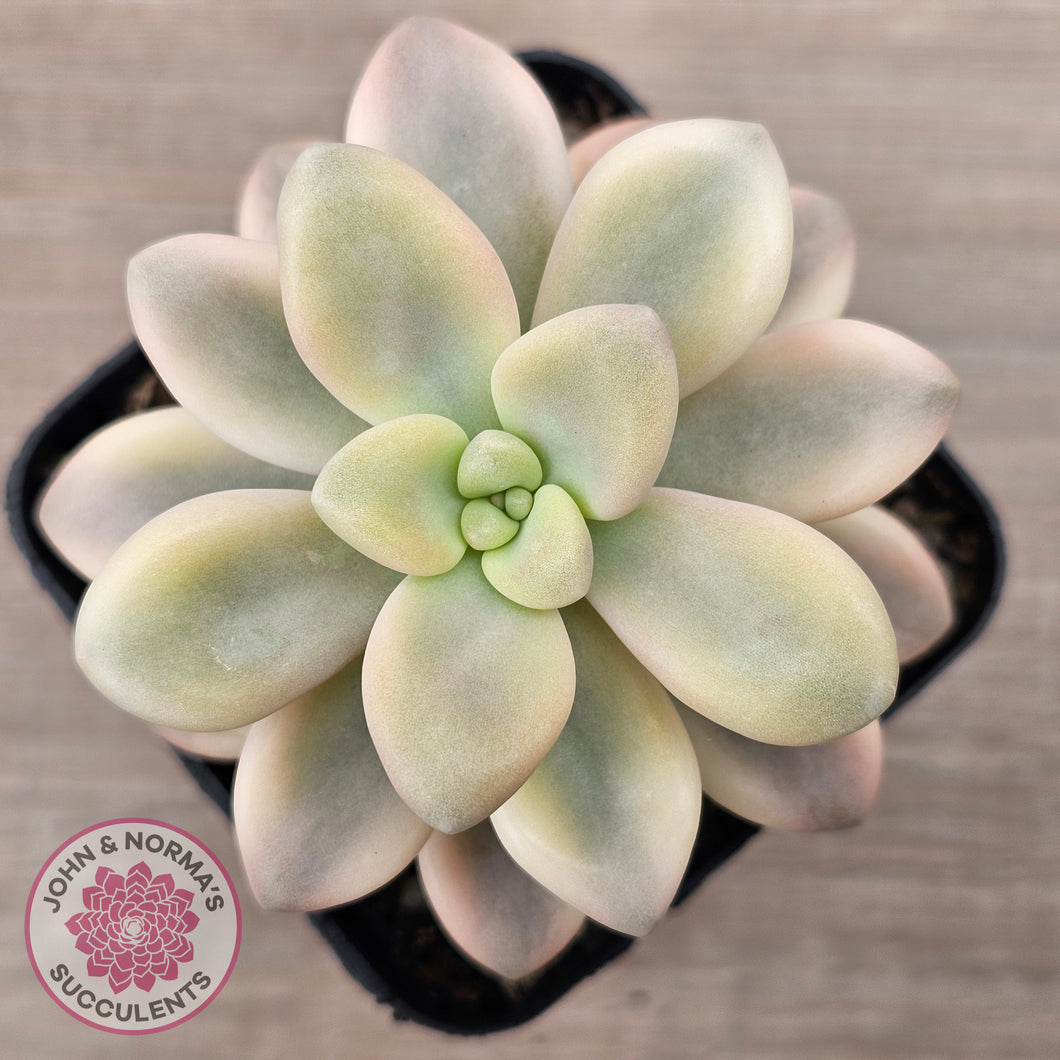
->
[7,52,1004,1035]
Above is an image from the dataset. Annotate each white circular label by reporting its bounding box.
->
[26,818,241,1034]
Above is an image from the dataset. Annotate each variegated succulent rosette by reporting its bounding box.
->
[38,18,958,980]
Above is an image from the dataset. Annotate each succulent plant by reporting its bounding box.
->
[38,17,959,980]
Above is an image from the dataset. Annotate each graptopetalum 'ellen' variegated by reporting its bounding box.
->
[38,17,959,980]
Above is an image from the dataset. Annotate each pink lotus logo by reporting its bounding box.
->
[64,862,199,994]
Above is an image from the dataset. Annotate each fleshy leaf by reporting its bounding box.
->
[312,414,468,577]
[492,304,678,520]
[75,490,401,731]
[236,139,321,243]
[678,705,883,831]
[127,234,366,474]
[152,724,249,761]
[347,17,571,331]
[417,823,584,980]
[277,143,518,434]
[816,505,954,663]
[362,555,575,833]
[461,498,519,551]
[492,602,701,936]
[587,488,898,745]
[457,430,542,498]
[533,119,792,398]
[36,407,312,580]
[768,186,856,332]
[568,116,655,188]
[659,318,960,522]
[480,484,592,609]
[234,656,430,910]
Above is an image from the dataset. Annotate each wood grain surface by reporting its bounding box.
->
[2,3,1057,1057]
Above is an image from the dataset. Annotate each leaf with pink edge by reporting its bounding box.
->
[815,505,954,663]
[234,655,431,911]
[278,143,519,434]
[362,555,575,834]
[568,116,655,188]
[128,234,366,474]
[658,319,960,522]
[492,602,702,937]
[588,488,898,745]
[236,139,322,243]
[768,186,856,332]
[418,823,585,980]
[678,705,883,831]
[37,408,312,581]
[534,119,792,398]
[75,490,401,732]
[347,17,571,330]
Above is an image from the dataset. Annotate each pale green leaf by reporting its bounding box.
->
[768,185,856,332]
[418,823,584,980]
[492,304,678,520]
[127,234,367,474]
[461,498,519,551]
[347,16,571,330]
[75,490,401,731]
[659,318,961,522]
[816,505,954,663]
[457,429,542,498]
[678,705,883,831]
[481,484,593,609]
[533,119,792,397]
[236,139,321,243]
[313,414,468,577]
[277,143,519,434]
[234,656,430,910]
[36,407,313,580]
[587,488,899,745]
[362,555,575,833]
[492,602,702,936]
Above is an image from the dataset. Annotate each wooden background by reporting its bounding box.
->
[2,2,1057,1056]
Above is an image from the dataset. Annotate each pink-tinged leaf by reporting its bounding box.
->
[815,505,954,664]
[347,17,571,330]
[363,556,575,833]
[659,318,960,522]
[278,143,519,435]
[128,235,367,474]
[418,824,585,980]
[769,185,856,332]
[588,489,898,745]
[234,655,430,912]
[679,705,883,830]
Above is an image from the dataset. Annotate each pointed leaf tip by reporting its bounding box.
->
[534,119,792,397]
[418,824,584,979]
[492,602,701,936]
[347,17,571,330]
[234,657,430,911]
[127,234,366,474]
[680,705,883,831]
[278,143,518,434]
[588,488,899,745]
[660,318,960,522]
[75,490,401,732]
